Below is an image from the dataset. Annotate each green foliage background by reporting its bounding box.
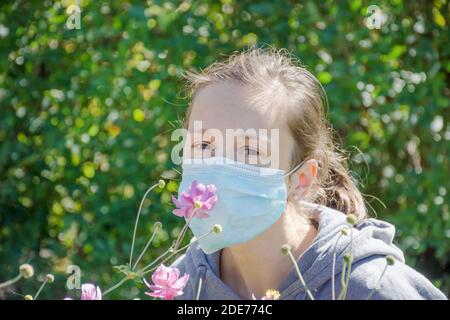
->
[0,0,448,299]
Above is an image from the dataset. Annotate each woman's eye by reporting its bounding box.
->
[244,146,260,156]
[194,141,212,150]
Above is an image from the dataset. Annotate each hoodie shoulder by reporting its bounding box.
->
[170,251,195,300]
[345,255,447,300]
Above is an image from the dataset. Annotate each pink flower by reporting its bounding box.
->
[172,180,218,219]
[64,283,102,300]
[81,283,102,300]
[144,264,189,300]
[252,289,280,300]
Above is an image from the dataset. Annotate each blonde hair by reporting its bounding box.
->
[181,47,368,220]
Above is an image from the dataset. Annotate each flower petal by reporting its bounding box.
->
[143,278,152,289]
[167,267,180,286]
[172,273,189,290]
[173,207,189,218]
[81,283,97,300]
[192,210,210,219]
[201,194,218,211]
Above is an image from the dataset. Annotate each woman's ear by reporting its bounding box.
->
[288,159,319,201]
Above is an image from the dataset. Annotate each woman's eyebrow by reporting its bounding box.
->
[188,128,272,145]
[236,132,271,146]
[189,128,207,140]
[189,128,206,134]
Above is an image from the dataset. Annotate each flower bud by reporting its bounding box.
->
[212,224,222,234]
[19,264,34,279]
[46,274,55,283]
[264,289,281,300]
[280,244,291,256]
[386,255,395,266]
[346,214,357,226]
[24,295,33,300]
[154,221,162,229]
[344,253,352,263]
[158,179,165,189]
[126,272,138,280]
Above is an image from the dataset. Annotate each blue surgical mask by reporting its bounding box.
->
[178,156,305,254]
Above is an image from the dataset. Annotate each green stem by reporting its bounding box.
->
[0,274,22,289]
[132,223,161,270]
[173,210,195,251]
[365,263,388,300]
[286,250,314,300]
[139,211,197,274]
[342,256,353,299]
[103,277,129,297]
[338,260,348,300]
[139,246,174,274]
[104,230,214,297]
[140,249,185,276]
[139,230,213,276]
[33,279,48,300]
[331,233,343,300]
[139,209,199,274]
[175,233,211,253]
[342,228,354,300]
[129,182,160,268]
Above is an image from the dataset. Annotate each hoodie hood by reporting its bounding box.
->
[172,200,407,300]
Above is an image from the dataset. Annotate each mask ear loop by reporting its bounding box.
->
[284,159,307,203]
[283,159,307,177]
[284,159,321,222]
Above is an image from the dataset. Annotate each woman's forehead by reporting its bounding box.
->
[186,81,295,168]
[188,81,283,132]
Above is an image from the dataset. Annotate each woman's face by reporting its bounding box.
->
[186,80,295,173]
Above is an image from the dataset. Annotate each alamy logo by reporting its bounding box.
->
[365,5,386,30]
[66,5,81,30]
[66,265,81,290]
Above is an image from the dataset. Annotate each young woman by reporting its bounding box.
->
[170,48,446,300]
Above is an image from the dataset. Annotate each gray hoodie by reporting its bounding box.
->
[171,201,447,300]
